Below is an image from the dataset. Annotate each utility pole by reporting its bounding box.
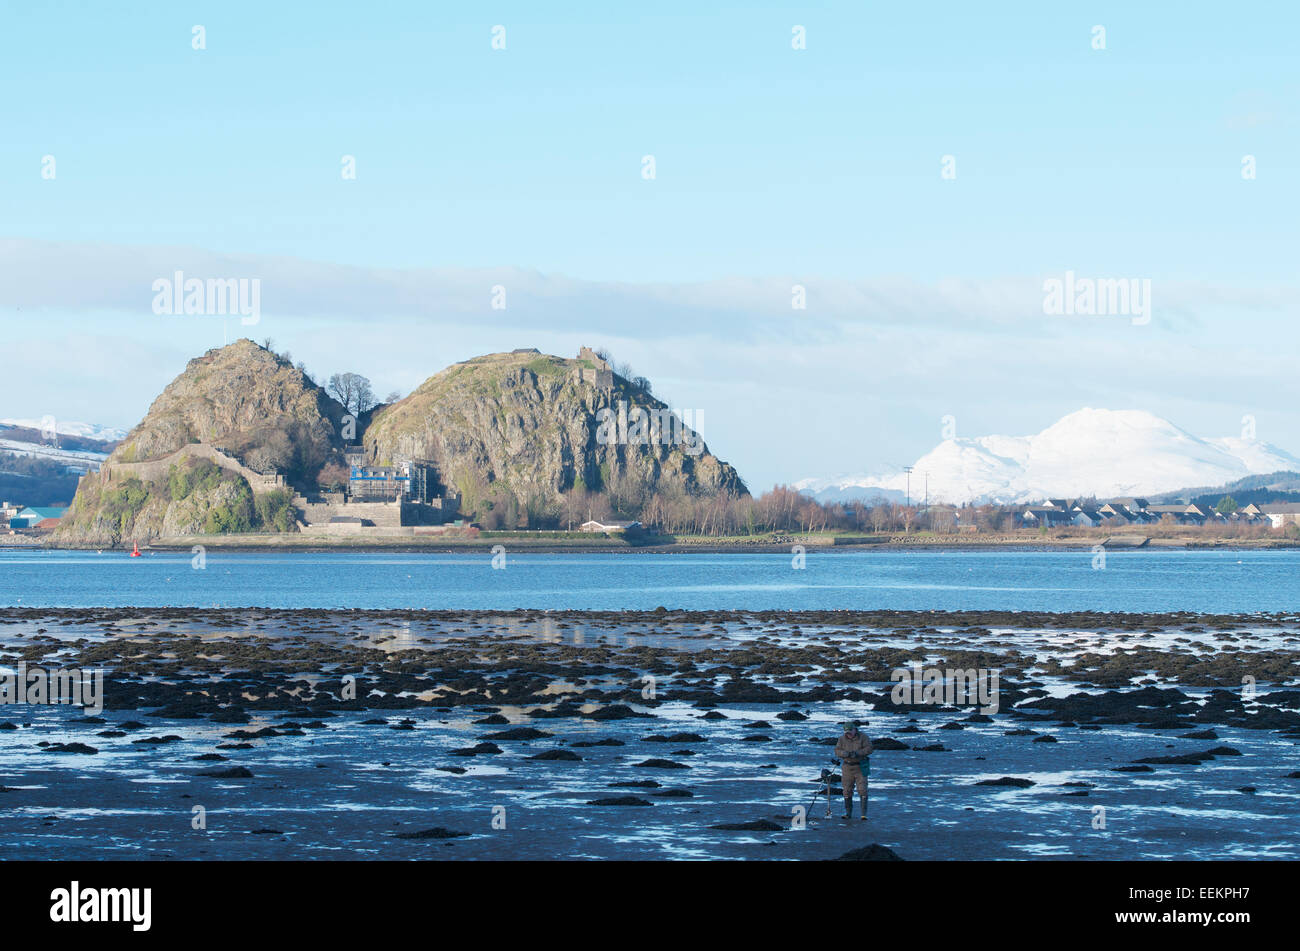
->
[903,466,914,534]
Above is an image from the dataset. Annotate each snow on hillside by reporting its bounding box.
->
[0,418,122,470]
[798,409,1300,505]
[0,418,127,443]
[0,438,109,466]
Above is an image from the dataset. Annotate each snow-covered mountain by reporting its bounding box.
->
[0,436,110,466]
[0,418,127,443]
[0,418,124,471]
[796,409,1300,505]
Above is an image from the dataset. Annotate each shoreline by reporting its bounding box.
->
[14,533,1300,555]
[5,604,1299,628]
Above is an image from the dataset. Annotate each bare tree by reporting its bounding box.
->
[327,372,376,416]
[561,487,590,531]
[246,431,291,474]
[316,461,350,492]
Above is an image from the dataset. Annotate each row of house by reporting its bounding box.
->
[1244,502,1300,529]
[1020,497,1300,529]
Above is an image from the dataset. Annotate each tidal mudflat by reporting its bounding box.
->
[0,607,1296,860]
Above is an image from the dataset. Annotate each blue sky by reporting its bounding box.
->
[2,1,1298,490]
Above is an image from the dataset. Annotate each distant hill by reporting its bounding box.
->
[0,456,80,507]
[0,418,126,444]
[797,409,1300,505]
[795,482,905,506]
[0,421,121,459]
[1149,470,1300,509]
[0,420,122,508]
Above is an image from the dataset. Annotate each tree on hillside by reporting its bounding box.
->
[327,372,376,416]
[243,428,293,475]
[560,487,588,531]
[316,460,350,492]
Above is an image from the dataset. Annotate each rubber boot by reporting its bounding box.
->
[843,796,852,819]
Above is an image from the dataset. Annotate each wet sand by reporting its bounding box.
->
[0,608,1296,859]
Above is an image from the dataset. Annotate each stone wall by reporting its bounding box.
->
[101,443,286,494]
[293,496,462,531]
[294,498,404,528]
[578,346,608,368]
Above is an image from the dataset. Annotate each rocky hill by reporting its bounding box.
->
[363,349,746,521]
[55,342,746,543]
[58,340,345,544]
[105,339,344,476]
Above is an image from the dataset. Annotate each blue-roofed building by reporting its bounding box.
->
[10,506,68,529]
[19,506,68,520]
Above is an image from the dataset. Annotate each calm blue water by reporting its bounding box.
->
[1,548,1297,612]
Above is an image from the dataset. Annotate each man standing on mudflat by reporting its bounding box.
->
[834,720,872,820]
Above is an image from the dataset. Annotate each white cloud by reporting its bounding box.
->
[2,238,1298,491]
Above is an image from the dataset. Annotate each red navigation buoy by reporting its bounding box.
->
[130,541,142,558]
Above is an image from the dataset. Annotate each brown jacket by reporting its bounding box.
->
[834,730,872,764]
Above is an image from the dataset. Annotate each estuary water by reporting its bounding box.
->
[2,547,1297,613]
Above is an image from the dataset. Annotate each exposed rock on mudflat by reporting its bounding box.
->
[710,819,783,832]
[833,844,904,861]
[975,777,1035,788]
[394,827,470,839]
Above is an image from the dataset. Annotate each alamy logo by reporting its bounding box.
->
[594,402,703,456]
[40,414,58,447]
[0,663,103,715]
[152,271,261,325]
[890,664,1000,714]
[50,882,151,931]
[1042,270,1150,326]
